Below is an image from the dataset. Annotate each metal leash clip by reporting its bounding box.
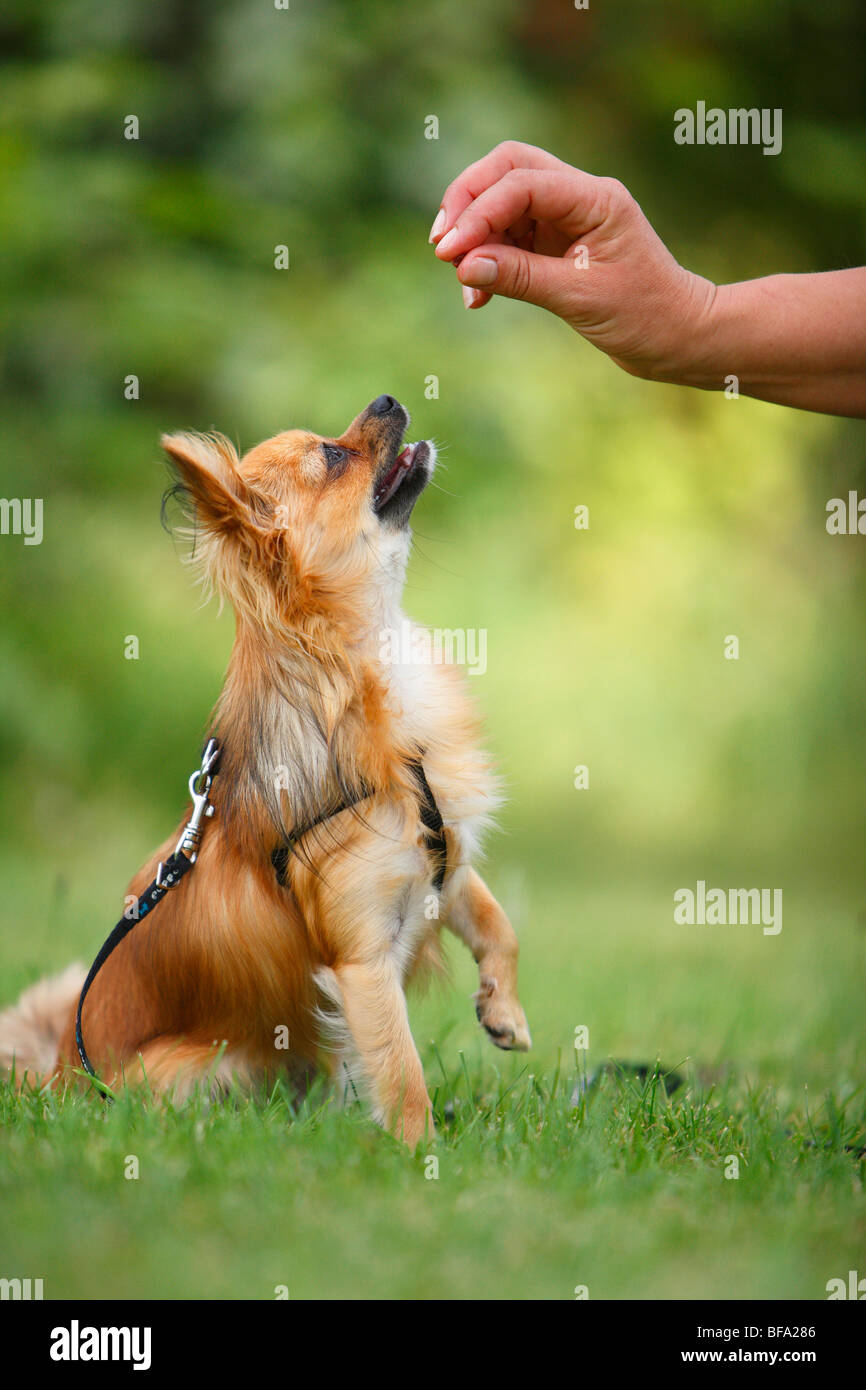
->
[156,738,220,886]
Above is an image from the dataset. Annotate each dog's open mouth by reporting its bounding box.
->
[372,440,432,521]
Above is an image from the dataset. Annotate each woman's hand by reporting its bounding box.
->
[430,140,716,384]
[430,141,866,417]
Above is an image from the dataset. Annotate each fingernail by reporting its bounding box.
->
[436,227,460,258]
[461,256,498,288]
[462,286,483,309]
[428,209,447,243]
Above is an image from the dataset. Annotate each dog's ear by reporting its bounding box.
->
[161,432,252,535]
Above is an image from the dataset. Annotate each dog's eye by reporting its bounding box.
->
[323,444,348,470]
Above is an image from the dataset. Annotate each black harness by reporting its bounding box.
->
[270,758,446,891]
[75,741,447,1087]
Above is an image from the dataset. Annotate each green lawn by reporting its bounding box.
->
[2,867,863,1301]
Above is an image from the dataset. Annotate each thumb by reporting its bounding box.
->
[457,244,573,313]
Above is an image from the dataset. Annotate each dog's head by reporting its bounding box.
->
[162,396,435,632]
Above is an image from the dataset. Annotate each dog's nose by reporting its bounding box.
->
[368,394,399,417]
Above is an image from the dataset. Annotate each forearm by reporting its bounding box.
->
[663,269,866,418]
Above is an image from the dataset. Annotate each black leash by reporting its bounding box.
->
[75,738,221,1085]
[76,741,447,1090]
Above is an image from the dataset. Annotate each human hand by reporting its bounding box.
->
[430,141,716,383]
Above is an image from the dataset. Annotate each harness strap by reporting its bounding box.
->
[271,781,374,886]
[409,760,447,890]
[271,757,447,890]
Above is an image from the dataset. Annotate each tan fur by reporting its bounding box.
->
[0,964,86,1085]
[1,400,530,1145]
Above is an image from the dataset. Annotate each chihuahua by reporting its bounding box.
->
[0,396,530,1146]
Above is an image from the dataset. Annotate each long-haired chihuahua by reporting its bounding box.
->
[0,395,530,1146]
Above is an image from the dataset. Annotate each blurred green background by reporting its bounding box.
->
[1,0,864,1299]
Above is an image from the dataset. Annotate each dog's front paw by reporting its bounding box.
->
[474,976,531,1052]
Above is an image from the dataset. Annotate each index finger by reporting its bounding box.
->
[430,141,570,243]
[434,166,608,263]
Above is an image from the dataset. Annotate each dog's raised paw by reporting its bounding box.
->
[474,978,531,1051]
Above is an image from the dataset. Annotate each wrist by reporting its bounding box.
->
[644,271,723,388]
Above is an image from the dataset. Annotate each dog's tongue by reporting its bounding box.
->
[375,445,413,508]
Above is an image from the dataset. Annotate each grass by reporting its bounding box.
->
[1,867,864,1301]
[1,1053,862,1302]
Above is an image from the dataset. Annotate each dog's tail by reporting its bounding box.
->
[0,963,86,1085]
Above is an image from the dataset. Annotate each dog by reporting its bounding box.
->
[0,395,530,1146]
